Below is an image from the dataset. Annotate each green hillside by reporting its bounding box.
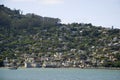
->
[0,5,120,67]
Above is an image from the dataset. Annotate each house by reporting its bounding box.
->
[42,61,58,68]
[24,62,41,68]
[3,58,18,67]
[24,56,41,68]
[3,57,10,67]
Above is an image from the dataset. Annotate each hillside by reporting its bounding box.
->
[0,5,120,68]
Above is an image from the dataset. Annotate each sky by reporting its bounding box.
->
[1,0,120,28]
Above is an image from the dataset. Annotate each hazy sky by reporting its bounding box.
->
[1,0,120,28]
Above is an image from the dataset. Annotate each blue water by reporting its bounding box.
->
[0,68,120,80]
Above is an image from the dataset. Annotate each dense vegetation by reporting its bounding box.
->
[0,5,120,67]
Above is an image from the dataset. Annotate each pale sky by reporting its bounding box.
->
[1,0,120,28]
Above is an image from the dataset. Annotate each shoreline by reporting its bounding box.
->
[0,67,120,70]
[82,67,120,70]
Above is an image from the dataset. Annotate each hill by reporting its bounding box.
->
[0,5,120,68]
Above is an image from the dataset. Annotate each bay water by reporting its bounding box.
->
[0,68,120,80]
